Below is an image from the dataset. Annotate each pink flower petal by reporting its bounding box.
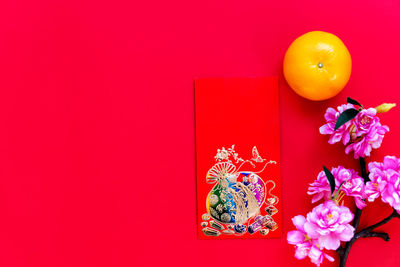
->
[291,215,306,232]
[338,225,355,242]
[294,243,311,260]
[318,234,341,250]
[287,230,305,245]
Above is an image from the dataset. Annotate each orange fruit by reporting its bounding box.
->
[283,31,352,101]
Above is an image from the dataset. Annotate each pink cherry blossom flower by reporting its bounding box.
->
[381,171,400,211]
[287,215,309,247]
[308,245,335,266]
[307,171,331,203]
[364,160,390,202]
[287,215,334,266]
[365,156,400,211]
[345,123,389,159]
[353,108,380,136]
[308,166,366,209]
[364,175,386,202]
[320,103,389,159]
[380,155,400,171]
[304,200,355,250]
[341,176,367,209]
[319,104,354,145]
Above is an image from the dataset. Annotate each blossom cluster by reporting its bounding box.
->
[287,99,398,266]
[308,166,366,209]
[290,157,400,266]
[319,104,389,159]
[365,156,400,212]
[287,200,353,266]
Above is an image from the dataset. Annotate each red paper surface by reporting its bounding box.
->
[195,78,281,239]
[1,1,400,267]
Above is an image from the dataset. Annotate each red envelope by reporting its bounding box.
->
[195,77,282,239]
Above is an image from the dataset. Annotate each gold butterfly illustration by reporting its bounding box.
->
[251,146,265,163]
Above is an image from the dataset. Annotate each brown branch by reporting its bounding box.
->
[361,231,390,241]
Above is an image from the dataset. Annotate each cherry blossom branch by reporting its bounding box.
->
[337,157,367,267]
[351,207,362,233]
[339,207,399,267]
[361,231,390,241]
[338,158,400,267]
[359,208,400,237]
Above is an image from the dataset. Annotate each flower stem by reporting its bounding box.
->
[361,231,390,241]
[359,157,369,183]
[338,158,400,267]
[338,207,362,267]
[358,208,400,235]
[352,207,362,232]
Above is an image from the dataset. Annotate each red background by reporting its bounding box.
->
[0,0,399,266]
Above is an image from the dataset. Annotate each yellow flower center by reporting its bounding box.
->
[304,234,311,241]
[326,213,334,220]
[360,116,371,125]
